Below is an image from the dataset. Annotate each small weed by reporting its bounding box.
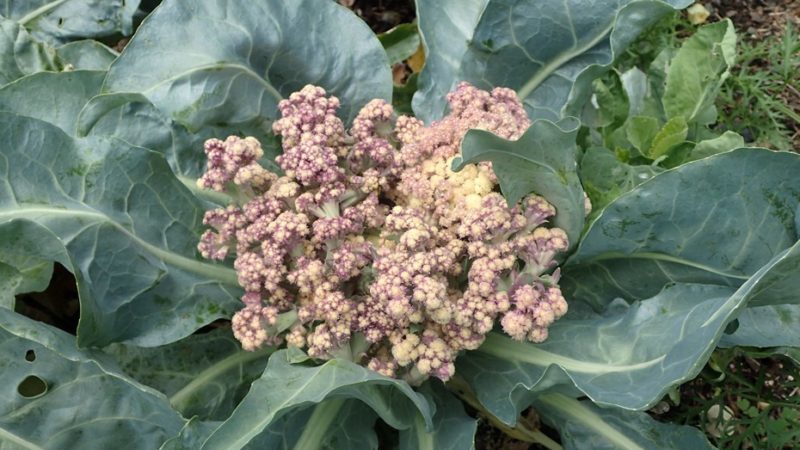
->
[717,22,800,149]
[616,10,689,71]
[658,348,800,449]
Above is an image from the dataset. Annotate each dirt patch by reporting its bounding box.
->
[707,0,800,41]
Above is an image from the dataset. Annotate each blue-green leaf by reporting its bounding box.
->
[564,148,800,309]
[453,118,585,248]
[720,305,800,348]
[533,393,714,450]
[0,308,185,449]
[718,241,800,349]
[104,329,271,420]
[0,17,59,85]
[0,70,104,132]
[77,92,281,189]
[103,0,392,132]
[399,382,477,450]
[414,0,692,122]
[0,220,70,296]
[199,350,432,450]
[55,40,117,71]
[2,0,141,45]
[247,399,379,450]
[0,112,240,347]
[412,0,488,123]
[0,71,232,206]
[459,283,743,421]
[159,418,220,450]
[0,263,21,309]
[462,240,799,420]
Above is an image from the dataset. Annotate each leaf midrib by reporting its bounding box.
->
[459,150,560,177]
[479,333,665,373]
[0,426,45,450]
[516,19,614,99]
[169,346,273,411]
[574,251,751,281]
[114,62,283,109]
[17,0,68,25]
[538,393,645,450]
[0,205,238,285]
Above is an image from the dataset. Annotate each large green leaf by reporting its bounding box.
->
[103,0,392,134]
[563,148,800,309]
[199,350,432,450]
[55,40,117,71]
[460,239,800,421]
[0,308,185,449]
[0,17,59,85]
[0,112,240,347]
[77,92,280,191]
[720,305,800,348]
[241,399,379,450]
[718,242,800,348]
[0,262,21,309]
[662,19,736,123]
[159,418,220,450]
[0,70,232,205]
[412,0,488,123]
[0,70,104,132]
[399,382,477,450]
[455,149,800,423]
[0,220,70,296]
[413,0,692,122]
[1,0,141,45]
[533,393,713,449]
[453,118,585,249]
[104,329,270,421]
[459,283,744,421]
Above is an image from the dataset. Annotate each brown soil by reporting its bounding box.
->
[707,0,800,41]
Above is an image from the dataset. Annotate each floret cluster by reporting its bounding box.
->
[197,82,570,382]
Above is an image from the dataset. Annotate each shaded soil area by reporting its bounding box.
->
[343,0,416,33]
[708,0,800,40]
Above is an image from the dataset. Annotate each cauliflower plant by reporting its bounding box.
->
[197,82,570,382]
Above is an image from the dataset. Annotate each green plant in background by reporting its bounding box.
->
[717,22,800,150]
[0,0,799,449]
[580,19,744,215]
[664,348,800,449]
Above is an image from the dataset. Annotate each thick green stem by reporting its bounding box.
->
[537,393,644,450]
[169,345,274,412]
[177,176,233,205]
[447,375,562,450]
[291,398,347,450]
[413,412,435,450]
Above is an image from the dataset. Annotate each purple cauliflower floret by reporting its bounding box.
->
[196,83,578,383]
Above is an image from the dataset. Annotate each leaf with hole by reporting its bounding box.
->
[0,308,185,449]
